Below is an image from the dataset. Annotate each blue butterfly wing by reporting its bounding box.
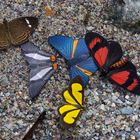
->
[48,36,98,86]
[73,38,89,58]
[70,57,98,86]
[70,66,89,86]
[48,35,74,60]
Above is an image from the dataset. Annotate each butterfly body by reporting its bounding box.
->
[21,42,57,99]
[110,58,128,69]
[48,35,98,86]
[85,32,140,95]
[58,76,84,127]
[67,53,90,66]
[0,17,38,50]
[100,58,129,77]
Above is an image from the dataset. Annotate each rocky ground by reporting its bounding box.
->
[0,0,140,140]
[103,0,140,33]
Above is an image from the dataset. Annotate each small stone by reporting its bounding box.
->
[130,135,136,140]
[100,104,106,111]
[132,115,138,121]
[111,103,116,107]
[86,26,95,31]
[95,124,100,129]
[94,95,100,102]
[56,94,61,99]
[125,95,129,99]
[120,106,133,115]
[85,89,92,96]
[105,118,112,125]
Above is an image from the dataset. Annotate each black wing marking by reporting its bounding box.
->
[85,32,123,72]
[106,41,123,68]
[108,61,140,95]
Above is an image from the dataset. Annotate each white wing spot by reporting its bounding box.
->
[25,53,50,60]
[25,18,32,28]
[30,67,52,81]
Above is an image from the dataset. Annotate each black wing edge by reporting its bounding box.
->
[22,111,46,140]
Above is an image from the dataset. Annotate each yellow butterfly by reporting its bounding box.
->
[58,76,84,127]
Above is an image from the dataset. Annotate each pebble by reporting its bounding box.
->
[120,106,133,115]
[0,0,140,139]
[86,26,95,31]
[100,104,106,111]
[130,135,136,140]
[105,118,112,125]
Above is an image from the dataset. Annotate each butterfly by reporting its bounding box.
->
[0,16,38,50]
[85,32,140,95]
[21,42,58,99]
[48,35,98,86]
[58,76,84,127]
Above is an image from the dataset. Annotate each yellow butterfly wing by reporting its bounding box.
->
[71,83,83,105]
[59,104,81,125]
[63,77,84,106]
[58,76,84,127]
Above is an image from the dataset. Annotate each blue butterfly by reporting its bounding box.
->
[48,35,98,86]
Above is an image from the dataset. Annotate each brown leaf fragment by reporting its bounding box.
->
[44,6,54,16]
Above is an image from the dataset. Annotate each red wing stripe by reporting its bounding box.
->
[94,47,108,66]
[127,79,138,91]
[89,37,101,49]
[111,71,129,85]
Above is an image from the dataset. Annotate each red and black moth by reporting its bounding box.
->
[85,32,140,95]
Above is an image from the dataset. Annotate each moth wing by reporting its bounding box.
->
[21,42,55,99]
[85,32,123,71]
[62,89,78,105]
[59,76,84,127]
[8,17,38,45]
[69,76,84,106]
[58,104,81,127]
[29,66,55,99]
[62,76,84,106]
[59,104,77,115]
[108,61,140,95]
[21,42,52,67]
[106,41,123,68]
[0,23,9,49]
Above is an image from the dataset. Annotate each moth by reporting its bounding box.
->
[0,17,38,50]
[85,32,140,95]
[21,42,58,99]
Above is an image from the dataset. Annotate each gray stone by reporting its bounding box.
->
[120,106,133,115]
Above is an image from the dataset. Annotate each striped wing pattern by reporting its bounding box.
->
[21,42,55,99]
